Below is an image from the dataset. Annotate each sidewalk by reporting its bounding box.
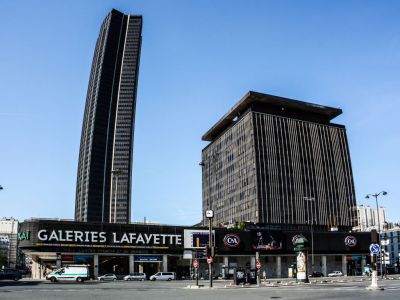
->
[186,274,400,289]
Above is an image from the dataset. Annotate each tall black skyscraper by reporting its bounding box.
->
[75,9,142,223]
[201,91,357,231]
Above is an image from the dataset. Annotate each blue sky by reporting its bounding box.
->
[0,0,399,225]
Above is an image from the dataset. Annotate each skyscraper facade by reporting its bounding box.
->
[75,9,142,223]
[201,91,357,231]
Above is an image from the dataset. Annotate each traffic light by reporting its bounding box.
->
[213,246,218,256]
[206,245,211,257]
[202,247,207,258]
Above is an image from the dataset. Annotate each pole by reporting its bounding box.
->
[114,174,118,223]
[304,197,315,275]
[311,218,314,270]
[209,217,213,288]
[256,252,260,286]
[371,253,378,288]
[196,267,199,286]
[374,194,383,278]
[190,258,192,280]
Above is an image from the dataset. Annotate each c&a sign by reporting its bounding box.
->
[223,233,241,248]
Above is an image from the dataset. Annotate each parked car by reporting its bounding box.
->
[0,269,22,281]
[98,274,117,281]
[149,272,175,281]
[123,273,146,281]
[46,265,90,283]
[310,271,324,277]
[327,271,343,277]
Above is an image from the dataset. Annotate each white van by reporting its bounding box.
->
[46,265,90,283]
[149,272,175,281]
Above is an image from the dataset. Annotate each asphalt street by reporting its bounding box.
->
[1,278,399,300]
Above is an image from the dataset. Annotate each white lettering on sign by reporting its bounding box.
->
[223,233,241,248]
[37,230,182,246]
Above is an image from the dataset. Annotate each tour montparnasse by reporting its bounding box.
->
[75,9,142,224]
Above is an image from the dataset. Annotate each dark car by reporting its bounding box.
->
[0,269,22,281]
[310,271,324,277]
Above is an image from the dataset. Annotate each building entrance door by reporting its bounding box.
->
[99,256,129,276]
[141,263,160,279]
[134,255,163,279]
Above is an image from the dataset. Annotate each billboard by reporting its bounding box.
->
[251,230,283,251]
[184,229,214,249]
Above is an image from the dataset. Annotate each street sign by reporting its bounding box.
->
[256,261,261,270]
[193,260,198,268]
[370,243,380,254]
[207,257,213,264]
[205,210,214,218]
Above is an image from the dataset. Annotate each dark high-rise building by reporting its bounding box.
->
[201,91,357,231]
[75,9,142,223]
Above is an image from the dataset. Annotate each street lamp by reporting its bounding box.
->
[366,191,387,279]
[205,209,214,288]
[304,197,315,272]
[111,169,123,223]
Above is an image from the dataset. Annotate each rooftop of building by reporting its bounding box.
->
[202,91,343,142]
[0,217,19,221]
[110,8,142,18]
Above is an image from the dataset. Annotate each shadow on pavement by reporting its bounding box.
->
[0,280,43,287]
[0,280,111,287]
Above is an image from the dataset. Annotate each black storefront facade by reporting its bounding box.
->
[18,220,372,279]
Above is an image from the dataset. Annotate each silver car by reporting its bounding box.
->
[327,271,343,277]
[98,274,117,281]
[123,273,146,281]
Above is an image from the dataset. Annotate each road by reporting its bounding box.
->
[0,278,399,300]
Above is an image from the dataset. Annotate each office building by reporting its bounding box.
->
[382,228,400,270]
[201,91,357,230]
[0,217,19,268]
[75,9,142,223]
[354,205,386,232]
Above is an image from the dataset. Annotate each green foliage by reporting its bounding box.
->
[236,222,246,230]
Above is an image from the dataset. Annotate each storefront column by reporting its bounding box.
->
[321,255,327,276]
[31,255,40,279]
[223,256,229,267]
[221,257,229,279]
[129,255,134,274]
[251,256,256,269]
[342,255,347,276]
[163,255,168,272]
[361,255,366,272]
[93,255,99,278]
[276,256,282,278]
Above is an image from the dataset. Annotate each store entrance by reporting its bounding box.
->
[140,262,161,279]
[346,255,362,276]
[99,256,129,276]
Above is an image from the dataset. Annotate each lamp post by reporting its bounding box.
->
[366,191,387,279]
[304,197,315,272]
[205,209,214,288]
[111,169,123,223]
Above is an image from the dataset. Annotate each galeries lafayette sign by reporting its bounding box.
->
[37,229,182,246]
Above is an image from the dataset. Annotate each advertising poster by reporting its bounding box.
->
[252,230,283,251]
[296,252,307,280]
